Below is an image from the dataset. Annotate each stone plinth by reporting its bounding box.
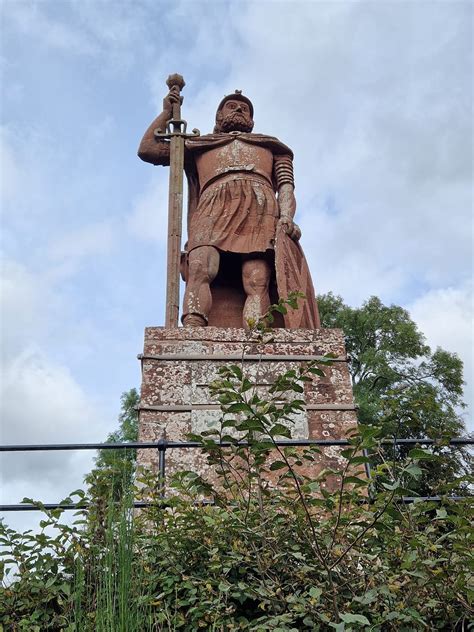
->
[137,327,358,489]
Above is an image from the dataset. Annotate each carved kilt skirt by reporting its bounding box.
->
[187,174,278,254]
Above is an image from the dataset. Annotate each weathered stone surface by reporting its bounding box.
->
[137,327,359,491]
[143,325,347,352]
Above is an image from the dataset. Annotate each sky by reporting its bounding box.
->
[1,0,472,532]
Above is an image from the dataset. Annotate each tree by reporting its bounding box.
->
[85,388,139,502]
[318,293,471,494]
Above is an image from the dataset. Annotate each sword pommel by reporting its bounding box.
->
[166,73,185,91]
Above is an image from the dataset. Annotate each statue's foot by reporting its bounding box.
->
[182,313,207,327]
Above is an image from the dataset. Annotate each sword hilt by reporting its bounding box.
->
[166,74,185,132]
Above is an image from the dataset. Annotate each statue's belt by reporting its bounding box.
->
[200,169,273,195]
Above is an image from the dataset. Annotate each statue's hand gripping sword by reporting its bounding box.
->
[154,74,199,328]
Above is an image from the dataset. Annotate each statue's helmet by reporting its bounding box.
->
[214,90,254,133]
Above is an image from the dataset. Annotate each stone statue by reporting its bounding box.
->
[138,85,320,329]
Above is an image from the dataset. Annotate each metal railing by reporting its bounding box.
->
[1,438,472,511]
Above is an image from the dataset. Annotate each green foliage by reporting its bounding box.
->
[1,298,472,629]
[318,293,472,494]
[84,388,139,503]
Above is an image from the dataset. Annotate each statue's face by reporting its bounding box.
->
[219,99,254,133]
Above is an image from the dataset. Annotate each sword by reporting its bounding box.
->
[155,74,199,328]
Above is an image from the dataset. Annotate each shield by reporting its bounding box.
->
[275,224,321,329]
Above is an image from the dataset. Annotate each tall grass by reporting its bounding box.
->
[73,463,155,631]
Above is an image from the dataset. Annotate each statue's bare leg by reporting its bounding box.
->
[242,256,271,328]
[182,246,220,326]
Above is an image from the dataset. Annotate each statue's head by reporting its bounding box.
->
[214,91,254,133]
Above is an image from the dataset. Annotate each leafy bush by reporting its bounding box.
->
[1,298,472,630]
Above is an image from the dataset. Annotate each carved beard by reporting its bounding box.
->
[220,112,253,133]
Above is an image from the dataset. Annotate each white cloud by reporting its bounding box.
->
[47,220,117,264]
[2,2,98,58]
[0,129,22,206]
[409,281,473,427]
[0,344,109,511]
[0,258,108,501]
[1,346,106,445]
[0,260,56,361]
[127,171,170,244]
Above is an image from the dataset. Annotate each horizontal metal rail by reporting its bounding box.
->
[1,438,471,512]
[1,438,472,452]
[1,496,471,512]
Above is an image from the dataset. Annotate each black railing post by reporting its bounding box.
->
[157,438,167,498]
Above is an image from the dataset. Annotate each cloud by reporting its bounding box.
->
[2,2,98,58]
[0,129,22,206]
[47,220,117,266]
[0,344,109,509]
[0,260,56,361]
[1,346,105,445]
[127,171,170,244]
[0,258,108,500]
[409,281,473,425]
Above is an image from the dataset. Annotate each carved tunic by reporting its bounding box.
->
[188,138,278,253]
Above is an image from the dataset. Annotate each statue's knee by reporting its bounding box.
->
[243,264,270,295]
[188,257,210,285]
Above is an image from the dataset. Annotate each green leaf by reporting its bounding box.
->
[221,419,238,429]
[405,464,422,479]
[350,455,372,465]
[236,419,264,432]
[309,586,322,601]
[269,423,292,438]
[341,448,356,459]
[240,378,253,392]
[269,461,287,471]
[344,476,368,486]
[308,367,325,377]
[339,613,371,625]
[382,480,400,491]
[408,448,434,460]
[227,402,251,413]
[229,364,243,379]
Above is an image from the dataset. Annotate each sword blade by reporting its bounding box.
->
[165,134,185,328]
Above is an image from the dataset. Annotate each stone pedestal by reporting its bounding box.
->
[137,327,358,489]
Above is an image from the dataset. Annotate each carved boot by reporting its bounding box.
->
[182,313,208,327]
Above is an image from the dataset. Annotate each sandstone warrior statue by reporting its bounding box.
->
[138,76,320,329]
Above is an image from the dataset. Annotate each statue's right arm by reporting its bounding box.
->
[137,88,180,165]
[137,114,170,166]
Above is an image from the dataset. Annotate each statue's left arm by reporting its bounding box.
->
[274,155,301,241]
